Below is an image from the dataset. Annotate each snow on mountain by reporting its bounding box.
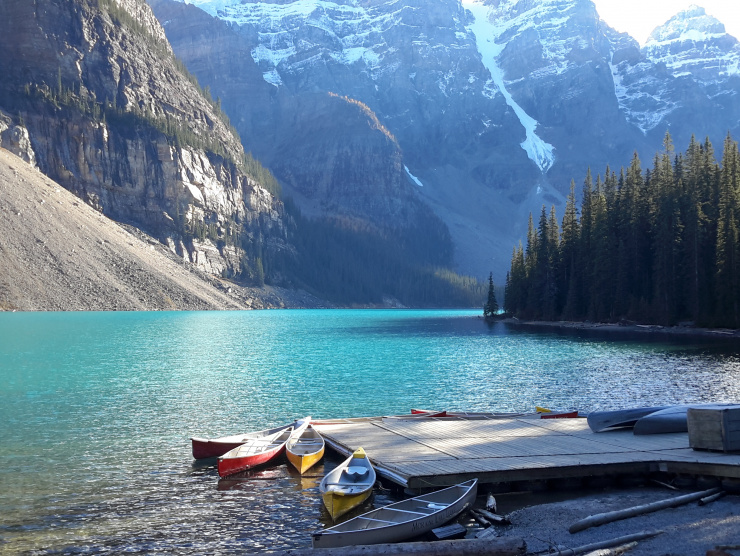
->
[154,0,740,279]
[404,165,424,186]
[176,0,409,86]
[609,62,680,134]
[608,5,740,135]
[644,5,740,83]
[607,30,681,135]
[647,5,725,44]
[483,0,600,80]
[463,0,555,173]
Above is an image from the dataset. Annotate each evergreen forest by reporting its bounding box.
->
[504,133,740,328]
[276,199,487,308]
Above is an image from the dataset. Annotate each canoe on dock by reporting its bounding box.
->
[633,404,740,435]
[286,423,325,474]
[320,447,376,521]
[410,408,539,419]
[587,406,669,432]
[408,409,448,417]
[217,418,309,477]
[191,423,292,460]
[312,478,478,549]
[541,410,580,419]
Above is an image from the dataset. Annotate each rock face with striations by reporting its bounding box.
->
[149,0,453,239]
[149,0,740,279]
[0,0,288,279]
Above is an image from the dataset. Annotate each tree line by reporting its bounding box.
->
[277,199,486,307]
[504,132,740,328]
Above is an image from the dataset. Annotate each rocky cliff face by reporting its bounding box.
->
[149,0,453,237]
[0,0,288,279]
[149,0,740,279]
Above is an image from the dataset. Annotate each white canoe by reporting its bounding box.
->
[312,478,478,549]
[587,406,669,433]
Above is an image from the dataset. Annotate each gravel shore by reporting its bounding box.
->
[0,148,326,311]
[492,486,740,555]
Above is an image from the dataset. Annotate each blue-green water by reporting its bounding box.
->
[1,309,739,553]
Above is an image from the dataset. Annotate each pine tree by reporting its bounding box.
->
[560,180,581,320]
[483,272,499,318]
[522,213,539,317]
[716,133,740,326]
[545,205,560,318]
[589,174,611,320]
[505,243,526,316]
[651,132,684,324]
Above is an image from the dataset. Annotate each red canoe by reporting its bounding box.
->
[191,423,292,460]
[217,418,310,477]
[408,409,448,417]
[541,410,580,419]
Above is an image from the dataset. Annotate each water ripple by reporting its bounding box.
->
[1,310,739,552]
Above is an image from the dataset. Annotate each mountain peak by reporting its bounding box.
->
[646,5,726,45]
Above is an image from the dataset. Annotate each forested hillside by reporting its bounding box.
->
[276,200,486,307]
[504,133,740,328]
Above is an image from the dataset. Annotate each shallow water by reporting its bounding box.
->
[1,309,739,553]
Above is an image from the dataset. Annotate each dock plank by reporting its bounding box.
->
[314,416,740,489]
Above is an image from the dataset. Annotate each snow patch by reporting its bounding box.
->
[645,29,725,47]
[262,69,283,87]
[463,0,555,173]
[405,166,423,187]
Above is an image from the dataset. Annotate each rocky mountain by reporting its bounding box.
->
[149,0,739,280]
[0,147,322,310]
[611,6,740,145]
[0,0,289,283]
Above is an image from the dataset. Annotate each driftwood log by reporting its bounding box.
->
[581,541,637,556]
[470,509,492,527]
[476,508,511,525]
[569,488,720,533]
[548,530,663,555]
[243,537,527,556]
[699,491,726,506]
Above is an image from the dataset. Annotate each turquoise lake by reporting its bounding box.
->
[1,309,740,553]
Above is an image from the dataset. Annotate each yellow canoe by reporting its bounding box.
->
[319,447,376,521]
[286,423,325,474]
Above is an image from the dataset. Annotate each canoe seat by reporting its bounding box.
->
[343,466,369,482]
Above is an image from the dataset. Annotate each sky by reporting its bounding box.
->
[591,0,740,44]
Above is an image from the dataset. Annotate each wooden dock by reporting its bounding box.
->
[314,416,740,490]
